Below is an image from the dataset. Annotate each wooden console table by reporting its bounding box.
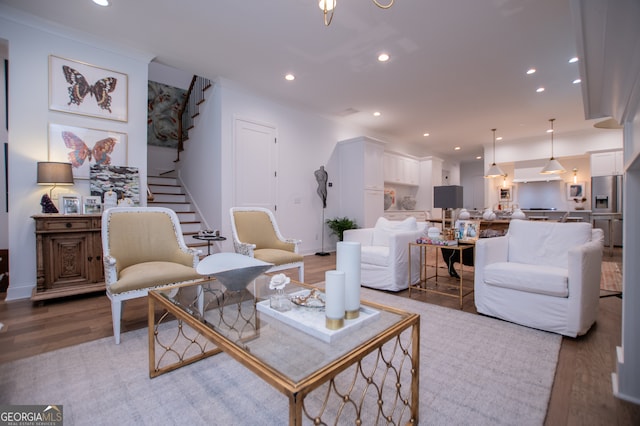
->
[32,214,105,301]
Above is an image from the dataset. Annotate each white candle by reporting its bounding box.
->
[325,270,345,330]
[337,241,361,319]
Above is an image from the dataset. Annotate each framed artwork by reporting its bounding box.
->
[82,195,102,214]
[567,182,586,201]
[48,123,127,179]
[90,165,140,206]
[455,219,481,242]
[60,195,80,214]
[147,80,187,148]
[499,186,511,201]
[49,55,128,122]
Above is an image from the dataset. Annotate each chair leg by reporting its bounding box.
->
[111,298,123,345]
[298,264,305,283]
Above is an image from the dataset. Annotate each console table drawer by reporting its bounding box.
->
[34,214,100,232]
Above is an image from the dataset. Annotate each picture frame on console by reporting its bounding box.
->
[60,195,80,214]
[83,196,102,214]
[455,219,481,242]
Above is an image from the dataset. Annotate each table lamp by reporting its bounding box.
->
[433,185,463,239]
[37,162,74,213]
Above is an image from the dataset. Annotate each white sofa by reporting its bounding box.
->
[343,217,427,292]
[474,219,604,337]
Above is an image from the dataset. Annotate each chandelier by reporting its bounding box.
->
[319,0,395,26]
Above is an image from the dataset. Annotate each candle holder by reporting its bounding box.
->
[325,270,345,330]
[337,241,361,319]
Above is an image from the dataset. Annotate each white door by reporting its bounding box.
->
[234,118,277,211]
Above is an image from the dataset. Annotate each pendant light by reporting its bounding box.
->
[540,118,566,174]
[485,128,506,178]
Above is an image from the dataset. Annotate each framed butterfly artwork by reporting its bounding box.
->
[49,55,128,122]
[48,123,128,179]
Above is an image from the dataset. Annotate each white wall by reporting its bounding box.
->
[178,77,371,255]
[0,39,8,250]
[0,11,152,300]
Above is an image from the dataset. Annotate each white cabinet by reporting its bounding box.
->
[384,153,419,186]
[591,151,624,176]
[338,137,386,228]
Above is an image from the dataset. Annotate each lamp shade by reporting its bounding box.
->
[37,162,74,185]
[433,185,463,209]
[539,158,566,174]
[485,163,506,178]
[539,118,566,175]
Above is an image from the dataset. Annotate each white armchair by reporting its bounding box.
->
[474,220,604,337]
[343,217,427,292]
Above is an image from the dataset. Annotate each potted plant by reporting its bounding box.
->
[326,217,358,241]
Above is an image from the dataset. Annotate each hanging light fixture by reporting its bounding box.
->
[319,0,394,26]
[485,128,506,178]
[540,118,566,174]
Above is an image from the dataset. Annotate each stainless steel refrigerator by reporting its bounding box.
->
[591,175,623,246]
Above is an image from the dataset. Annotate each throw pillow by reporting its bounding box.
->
[372,216,418,247]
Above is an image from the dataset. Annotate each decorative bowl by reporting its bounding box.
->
[196,253,273,292]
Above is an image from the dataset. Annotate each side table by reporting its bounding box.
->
[408,242,474,309]
[192,235,226,255]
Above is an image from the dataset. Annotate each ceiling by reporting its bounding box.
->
[0,0,601,162]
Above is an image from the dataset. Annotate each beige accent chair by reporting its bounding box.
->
[102,207,203,344]
[229,207,304,281]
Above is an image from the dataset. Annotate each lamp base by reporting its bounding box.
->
[40,194,59,213]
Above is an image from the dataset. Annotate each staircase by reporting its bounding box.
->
[147,175,207,254]
[145,75,213,255]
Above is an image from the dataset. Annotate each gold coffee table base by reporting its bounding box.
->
[148,277,420,425]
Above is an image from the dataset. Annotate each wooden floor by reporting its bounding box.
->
[1,248,638,424]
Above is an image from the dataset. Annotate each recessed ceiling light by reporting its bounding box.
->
[378,53,390,62]
[454,146,461,151]
[573,78,581,84]
[569,57,579,63]
[476,156,482,160]
[373,111,381,117]
[547,128,554,133]
[92,0,110,6]
[536,87,545,93]
[496,136,503,141]
[423,133,429,137]
[526,68,536,75]
[285,73,295,81]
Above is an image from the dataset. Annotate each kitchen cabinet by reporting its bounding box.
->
[32,214,105,301]
[591,150,623,176]
[338,137,386,228]
[384,210,428,222]
[384,153,419,186]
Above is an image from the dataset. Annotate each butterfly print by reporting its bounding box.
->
[61,131,117,168]
[62,65,118,113]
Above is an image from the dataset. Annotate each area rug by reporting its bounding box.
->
[0,289,561,425]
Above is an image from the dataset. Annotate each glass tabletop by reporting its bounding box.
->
[153,274,412,384]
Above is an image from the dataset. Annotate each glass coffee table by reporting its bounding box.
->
[148,274,420,425]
